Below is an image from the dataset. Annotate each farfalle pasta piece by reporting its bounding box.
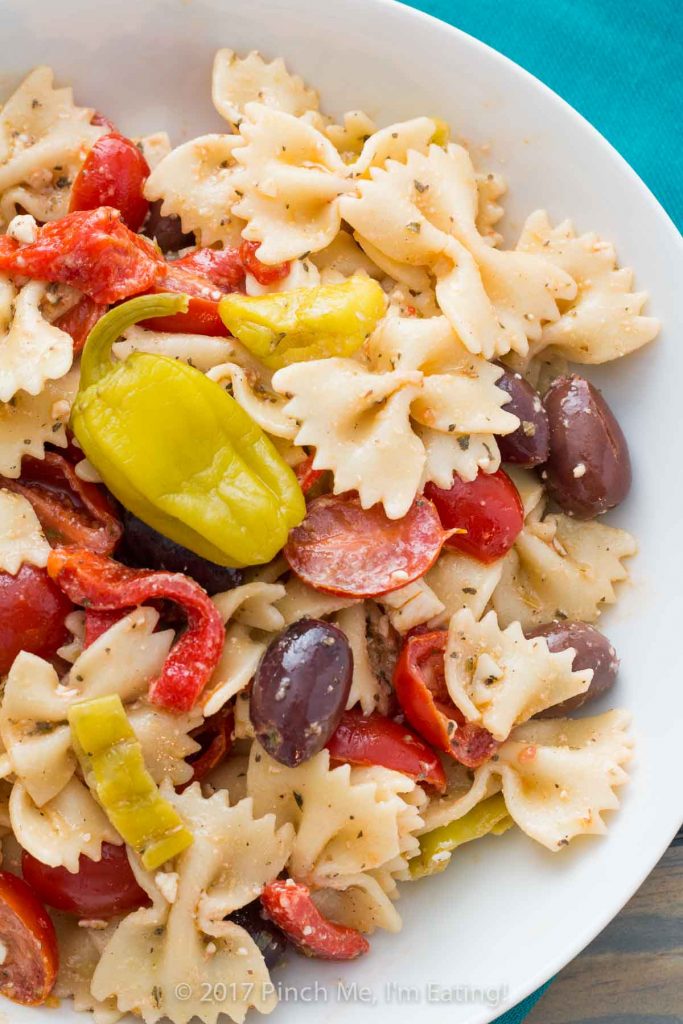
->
[202,582,287,715]
[275,574,357,625]
[127,705,201,788]
[418,757,502,834]
[517,210,659,363]
[445,608,592,741]
[325,110,378,158]
[0,365,77,477]
[10,778,121,872]
[273,313,517,518]
[212,49,319,128]
[0,489,50,575]
[91,788,293,1024]
[476,170,507,245]
[0,277,73,402]
[492,507,637,628]
[378,578,445,634]
[248,744,424,894]
[340,144,575,357]
[489,710,633,850]
[0,66,104,226]
[0,609,174,805]
[208,362,297,439]
[52,914,121,1024]
[350,117,439,175]
[425,548,504,625]
[333,604,392,714]
[114,326,237,373]
[144,134,245,247]
[231,103,354,262]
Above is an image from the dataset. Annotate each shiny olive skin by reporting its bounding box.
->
[543,375,631,518]
[230,901,288,969]
[143,200,195,254]
[495,366,549,467]
[527,621,619,716]
[251,619,353,767]
[121,510,243,594]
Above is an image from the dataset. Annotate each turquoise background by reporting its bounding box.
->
[405,0,683,229]
[401,3,681,1019]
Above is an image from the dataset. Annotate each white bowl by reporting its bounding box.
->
[3,1,683,1022]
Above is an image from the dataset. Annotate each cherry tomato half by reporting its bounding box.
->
[393,631,498,768]
[284,492,448,599]
[327,709,446,791]
[261,880,368,960]
[143,255,239,336]
[424,468,524,564]
[0,871,58,1005]
[22,844,150,919]
[0,565,73,675]
[180,706,234,790]
[70,132,150,231]
[54,295,107,353]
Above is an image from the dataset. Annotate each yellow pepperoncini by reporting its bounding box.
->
[430,118,450,147]
[409,795,513,879]
[218,276,387,370]
[68,694,193,870]
[71,294,305,567]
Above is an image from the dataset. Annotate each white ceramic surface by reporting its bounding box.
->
[2,1,682,1022]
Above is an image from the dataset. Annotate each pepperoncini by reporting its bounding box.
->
[71,294,305,567]
[409,795,513,879]
[430,119,450,147]
[218,276,387,370]
[68,694,193,870]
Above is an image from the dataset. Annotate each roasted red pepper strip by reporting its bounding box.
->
[54,295,107,354]
[327,709,446,792]
[47,548,225,713]
[0,452,122,555]
[260,880,369,960]
[294,455,324,496]
[84,608,130,647]
[239,240,290,286]
[393,631,498,768]
[179,706,234,791]
[0,207,163,304]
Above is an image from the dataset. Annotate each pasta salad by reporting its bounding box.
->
[0,49,658,1022]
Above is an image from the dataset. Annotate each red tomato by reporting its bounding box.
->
[424,468,524,564]
[70,133,150,231]
[91,111,117,132]
[179,706,235,790]
[173,247,246,291]
[239,240,290,286]
[261,880,369,960]
[284,492,448,599]
[0,871,58,1005]
[294,455,324,496]
[327,709,446,791]
[143,250,242,335]
[22,844,150,919]
[0,565,73,675]
[393,631,498,768]
[54,295,107,353]
[0,207,163,304]
[0,452,122,555]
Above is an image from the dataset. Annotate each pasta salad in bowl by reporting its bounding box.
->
[0,16,675,1024]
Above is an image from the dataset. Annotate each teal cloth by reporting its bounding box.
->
[405,0,683,228]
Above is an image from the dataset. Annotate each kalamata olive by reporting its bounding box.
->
[526,621,619,716]
[494,366,549,467]
[543,375,631,518]
[251,619,353,767]
[143,200,194,254]
[121,510,242,594]
[230,901,288,969]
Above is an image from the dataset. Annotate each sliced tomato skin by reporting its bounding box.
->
[179,706,234,790]
[142,253,243,335]
[0,452,122,555]
[284,492,447,599]
[261,880,369,960]
[424,469,524,564]
[239,240,290,285]
[0,565,73,675]
[54,294,107,353]
[0,207,163,304]
[22,844,150,919]
[0,871,58,1005]
[327,709,446,792]
[69,132,151,231]
[393,631,498,768]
